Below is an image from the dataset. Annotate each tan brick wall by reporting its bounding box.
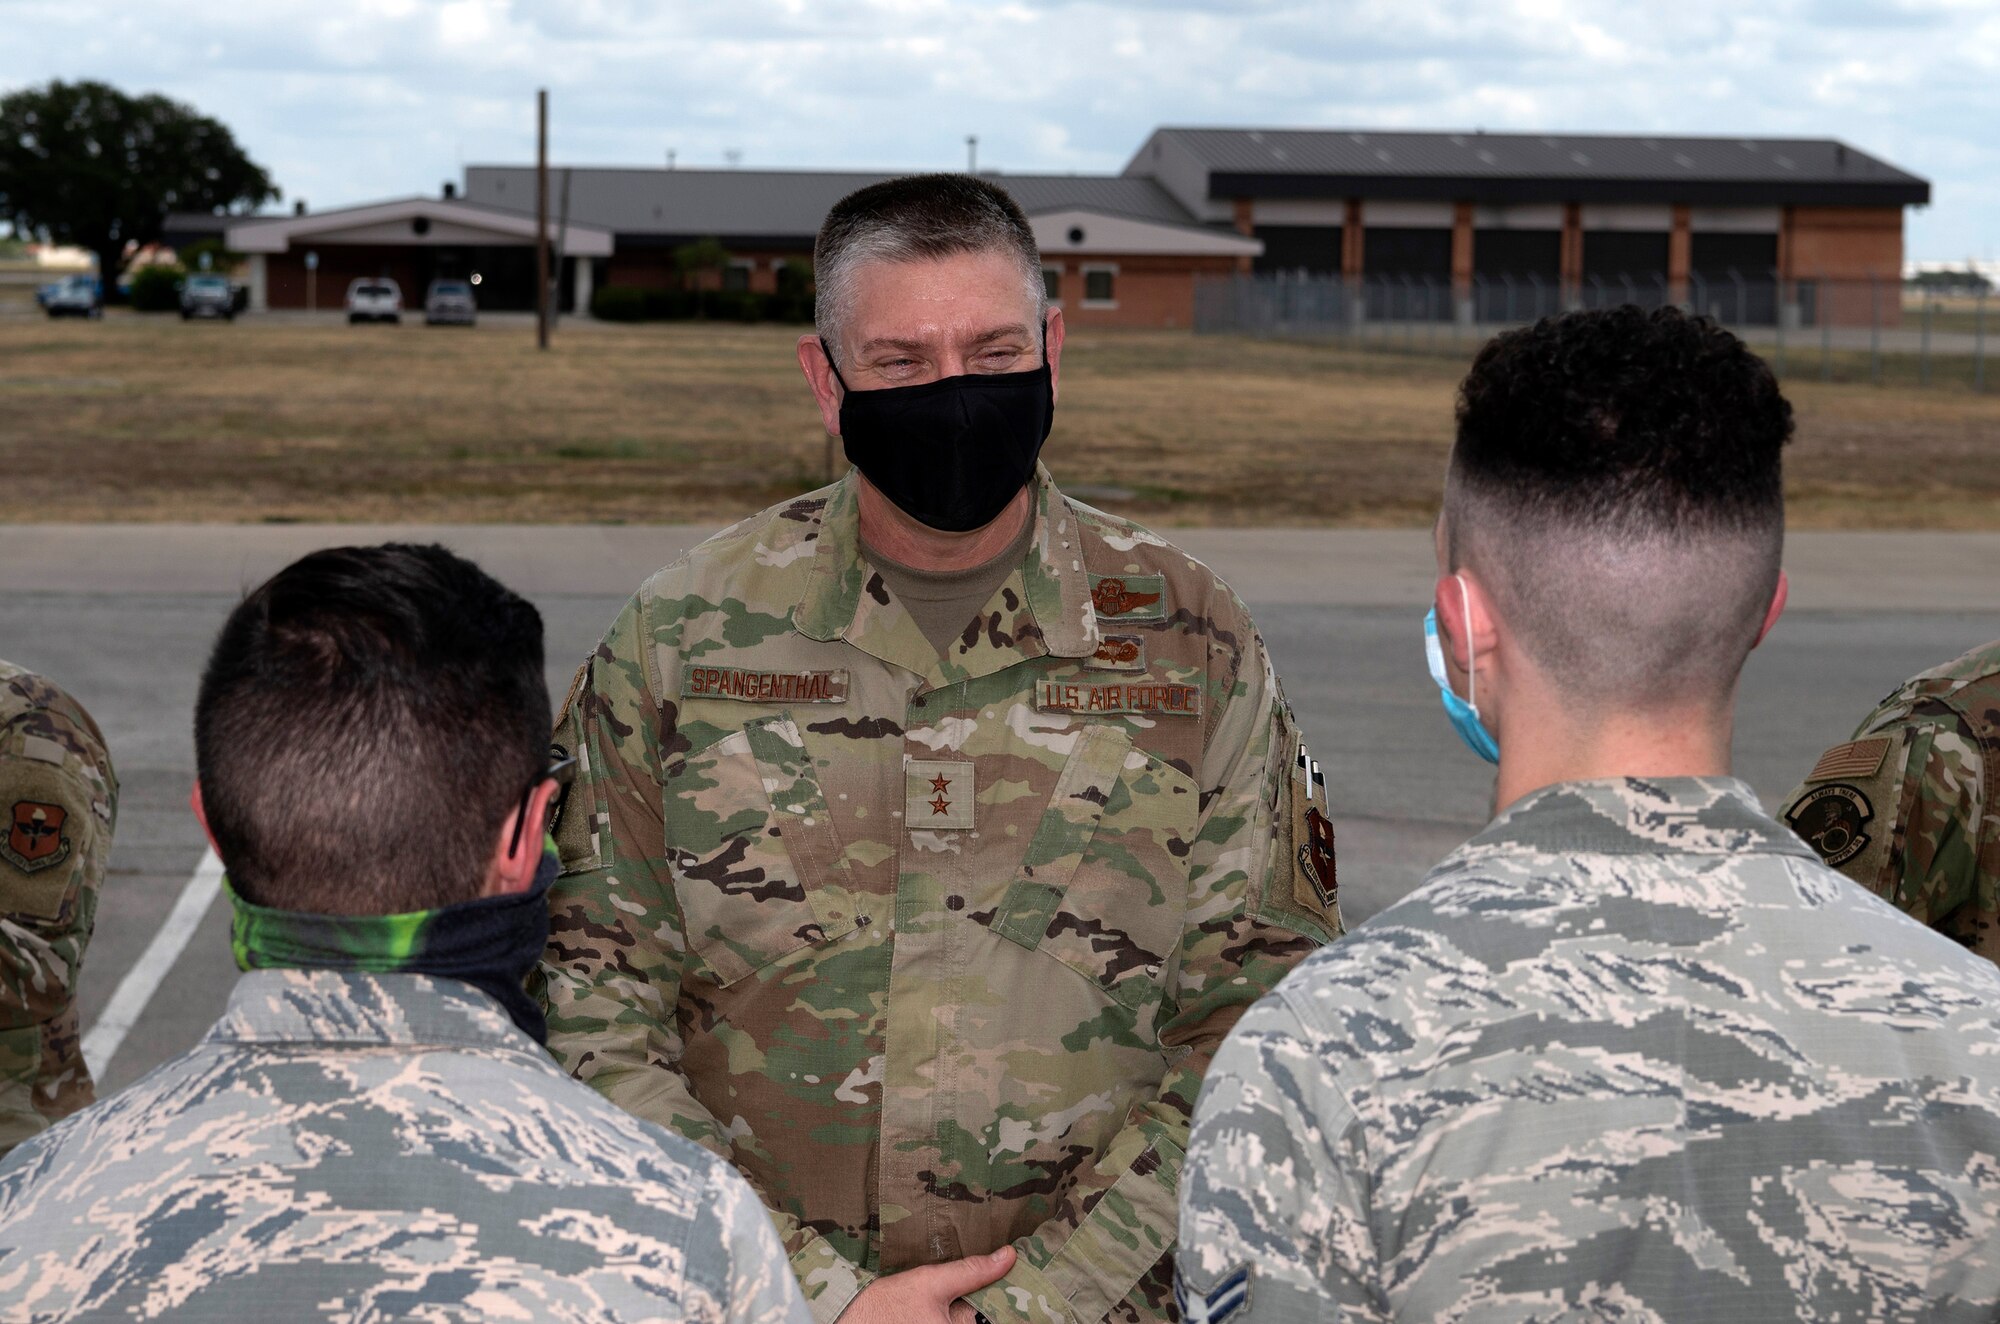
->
[1045,254,1236,330]
[1788,207,1903,281]
[608,249,806,293]
[1789,207,1904,327]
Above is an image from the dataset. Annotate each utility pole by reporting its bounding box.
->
[966,135,978,173]
[535,88,549,351]
[551,166,572,328]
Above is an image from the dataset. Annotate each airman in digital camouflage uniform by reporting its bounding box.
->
[0,546,807,1324]
[0,660,116,1155]
[1780,638,2000,962]
[1179,308,2000,1322]
[541,175,1337,1324]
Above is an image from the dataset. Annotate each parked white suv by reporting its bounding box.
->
[345,278,403,324]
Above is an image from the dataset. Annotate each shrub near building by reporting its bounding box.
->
[589,283,813,324]
[127,265,186,313]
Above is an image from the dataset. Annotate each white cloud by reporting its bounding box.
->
[1,0,1992,258]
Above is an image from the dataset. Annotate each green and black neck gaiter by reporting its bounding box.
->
[226,849,556,1042]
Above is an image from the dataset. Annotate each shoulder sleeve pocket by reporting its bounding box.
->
[1255,702,1342,944]
[552,660,607,875]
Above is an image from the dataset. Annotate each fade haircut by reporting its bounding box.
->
[814,173,1046,355]
[1445,305,1794,711]
[195,544,549,915]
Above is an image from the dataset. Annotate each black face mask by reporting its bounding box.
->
[823,335,1055,533]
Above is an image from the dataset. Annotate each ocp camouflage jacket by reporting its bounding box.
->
[1783,638,2000,962]
[540,467,1337,1324]
[0,660,116,1156]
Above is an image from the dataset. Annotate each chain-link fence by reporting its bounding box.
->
[1194,272,1994,391]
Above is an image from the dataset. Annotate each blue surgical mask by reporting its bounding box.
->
[1424,583,1499,764]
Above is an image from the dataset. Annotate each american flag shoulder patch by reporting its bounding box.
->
[1807,736,1892,783]
[1175,1266,1250,1324]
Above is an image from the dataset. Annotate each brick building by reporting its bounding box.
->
[459,166,1258,329]
[170,126,1926,330]
[170,196,613,313]
[1127,128,1928,325]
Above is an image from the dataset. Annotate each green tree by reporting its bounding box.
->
[673,236,730,289]
[177,238,244,274]
[0,80,277,301]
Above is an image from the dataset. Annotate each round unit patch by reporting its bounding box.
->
[1785,783,1875,868]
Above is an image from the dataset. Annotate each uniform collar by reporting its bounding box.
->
[206,968,552,1059]
[794,464,1098,688]
[1451,776,1816,861]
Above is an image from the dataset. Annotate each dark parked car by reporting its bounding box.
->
[39,275,102,318]
[180,274,236,321]
[424,279,477,326]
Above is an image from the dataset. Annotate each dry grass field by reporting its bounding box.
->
[3,311,1997,526]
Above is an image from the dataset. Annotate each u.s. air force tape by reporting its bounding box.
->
[1035,679,1202,716]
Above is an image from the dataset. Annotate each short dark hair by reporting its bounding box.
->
[1446,306,1795,707]
[195,544,548,915]
[814,173,1044,347]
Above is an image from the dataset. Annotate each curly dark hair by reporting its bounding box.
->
[1453,304,1794,534]
[1445,306,1795,708]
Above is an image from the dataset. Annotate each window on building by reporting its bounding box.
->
[1043,266,1062,301]
[722,262,752,292]
[1083,266,1116,306]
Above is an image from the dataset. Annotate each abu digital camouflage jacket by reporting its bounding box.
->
[1179,777,2000,1323]
[0,969,809,1324]
[1782,638,2000,963]
[0,660,117,1156]
[540,467,1336,1324]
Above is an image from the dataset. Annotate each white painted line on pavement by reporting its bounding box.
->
[81,848,225,1081]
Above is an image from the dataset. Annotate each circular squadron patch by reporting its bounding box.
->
[1785,783,1874,868]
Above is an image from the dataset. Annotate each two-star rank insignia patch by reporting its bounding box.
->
[907,759,975,830]
[1786,783,1874,868]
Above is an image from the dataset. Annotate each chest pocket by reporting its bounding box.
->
[663,715,860,988]
[979,723,1199,1013]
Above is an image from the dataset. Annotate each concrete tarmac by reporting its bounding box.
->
[2,524,1993,1092]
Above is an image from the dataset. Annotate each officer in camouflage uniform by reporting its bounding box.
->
[0,660,116,1155]
[1179,308,2000,1321]
[542,176,1337,1324]
[0,546,808,1324]
[1780,638,2000,962]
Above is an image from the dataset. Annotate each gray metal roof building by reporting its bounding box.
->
[163,124,1930,327]
[1126,128,1929,216]
[460,166,1200,245]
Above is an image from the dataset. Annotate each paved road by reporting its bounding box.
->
[1,526,1993,1092]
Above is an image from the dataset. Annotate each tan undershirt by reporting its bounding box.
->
[861,516,1037,656]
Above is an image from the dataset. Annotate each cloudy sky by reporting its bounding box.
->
[7,0,1995,262]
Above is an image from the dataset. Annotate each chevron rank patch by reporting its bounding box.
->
[1174,1266,1249,1324]
[1806,737,1892,783]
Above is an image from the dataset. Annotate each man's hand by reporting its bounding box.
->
[839,1246,1016,1324]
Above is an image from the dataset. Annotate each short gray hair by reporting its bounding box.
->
[814,173,1046,357]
